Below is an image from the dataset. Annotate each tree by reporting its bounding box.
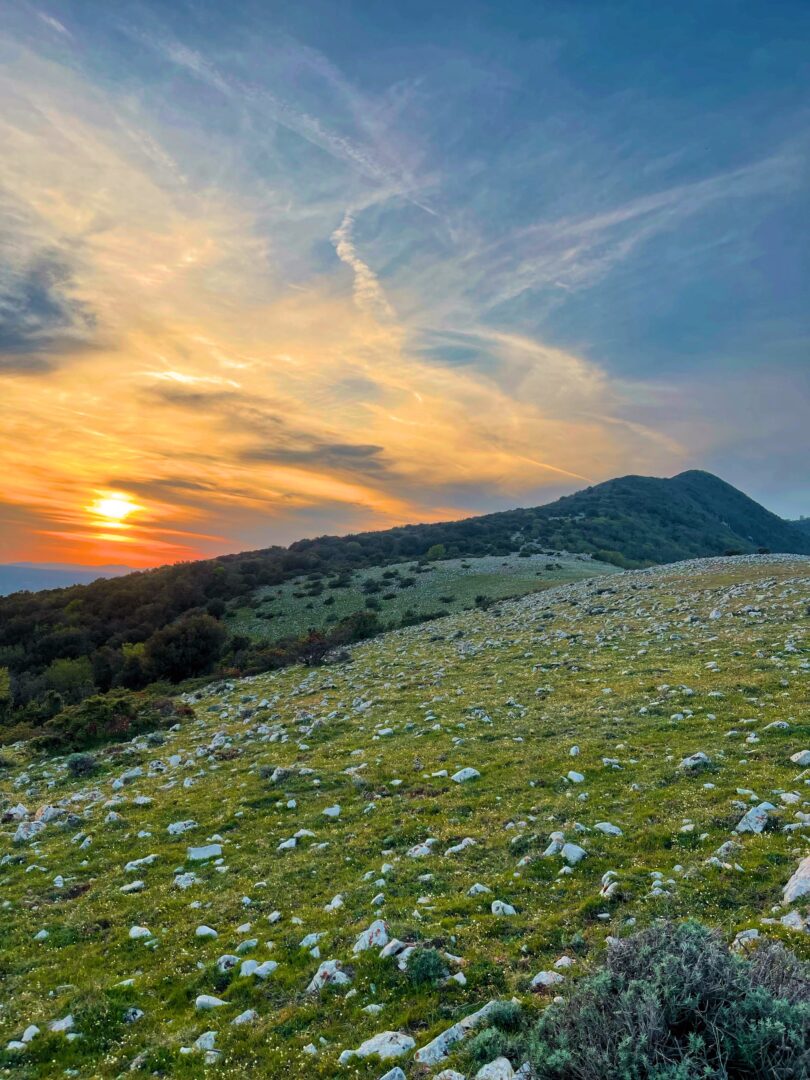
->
[143,614,227,682]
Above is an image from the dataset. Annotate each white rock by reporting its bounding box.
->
[347,1030,415,1062]
[48,1015,74,1033]
[678,752,711,771]
[128,925,151,940]
[414,1001,503,1065]
[353,919,388,953]
[231,1009,258,1025]
[561,842,587,864]
[783,856,810,903]
[187,844,222,861]
[476,1058,515,1080]
[789,750,810,767]
[452,768,480,783]
[732,928,760,952]
[530,970,564,989]
[167,819,197,835]
[446,837,476,856]
[735,802,776,834]
[195,925,218,939]
[491,900,516,916]
[307,959,351,992]
[323,804,341,818]
[594,822,622,836]
[13,820,45,844]
[125,854,158,872]
[195,995,227,1010]
[468,882,491,896]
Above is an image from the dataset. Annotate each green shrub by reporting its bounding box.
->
[523,921,809,1079]
[37,691,192,752]
[66,752,98,778]
[407,947,447,986]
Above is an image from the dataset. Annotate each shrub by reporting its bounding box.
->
[37,691,192,752]
[407,947,447,986]
[66,752,98,778]
[523,921,809,1079]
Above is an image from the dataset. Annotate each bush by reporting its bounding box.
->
[523,921,809,1079]
[66,752,98,778]
[407,947,447,986]
[37,691,192,752]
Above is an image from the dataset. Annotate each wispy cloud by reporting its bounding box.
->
[332,213,395,319]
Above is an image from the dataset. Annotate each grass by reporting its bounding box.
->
[0,554,807,1078]
[226,551,619,642]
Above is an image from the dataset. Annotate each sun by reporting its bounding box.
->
[88,492,141,525]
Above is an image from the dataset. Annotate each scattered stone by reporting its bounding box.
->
[187,844,222,861]
[783,856,810,903]
[452,767,481,783]
[735,802,776,834]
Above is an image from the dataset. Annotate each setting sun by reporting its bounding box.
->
[88,493,141,526]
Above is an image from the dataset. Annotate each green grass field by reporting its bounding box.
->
[227,551,620,642]
[0,554,808,1077]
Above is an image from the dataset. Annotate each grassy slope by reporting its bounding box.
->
[0,555,808,1078]
[227,552,619,642]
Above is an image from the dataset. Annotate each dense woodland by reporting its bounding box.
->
[1,469,807,746]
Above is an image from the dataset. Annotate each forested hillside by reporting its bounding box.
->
[0,469,807,743]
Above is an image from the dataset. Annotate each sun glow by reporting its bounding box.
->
[88,493,142,527]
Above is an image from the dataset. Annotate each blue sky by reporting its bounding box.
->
[1,1,808,564]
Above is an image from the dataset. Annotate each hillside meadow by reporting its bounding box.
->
[0,554,808,1077]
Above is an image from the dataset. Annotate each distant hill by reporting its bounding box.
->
[0,469,807,736]
[790,518,810,535]
[0,564,132,596]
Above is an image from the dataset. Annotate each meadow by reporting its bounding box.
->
[0,554,807,1077]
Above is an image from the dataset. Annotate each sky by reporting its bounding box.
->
[1,0,808,568]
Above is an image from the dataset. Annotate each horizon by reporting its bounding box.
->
[2,2,809,568]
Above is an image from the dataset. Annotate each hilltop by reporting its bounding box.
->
[1,469,808,743]
[0,554,807,1077]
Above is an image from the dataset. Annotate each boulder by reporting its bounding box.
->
[187,844,222,861]
[735,802,776,834]
[353,919,389,953]
[341,1030,415,1063]
[452,767,481,783]
[783,856,810,904]
[476,1059,515,1080]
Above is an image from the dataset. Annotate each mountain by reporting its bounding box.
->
[0,469,807,738]
[790,518,810,535]
[0,563,133,596]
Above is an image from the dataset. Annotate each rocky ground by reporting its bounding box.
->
[0,554,808,1078]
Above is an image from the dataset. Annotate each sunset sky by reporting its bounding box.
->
[2,1,808,568]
